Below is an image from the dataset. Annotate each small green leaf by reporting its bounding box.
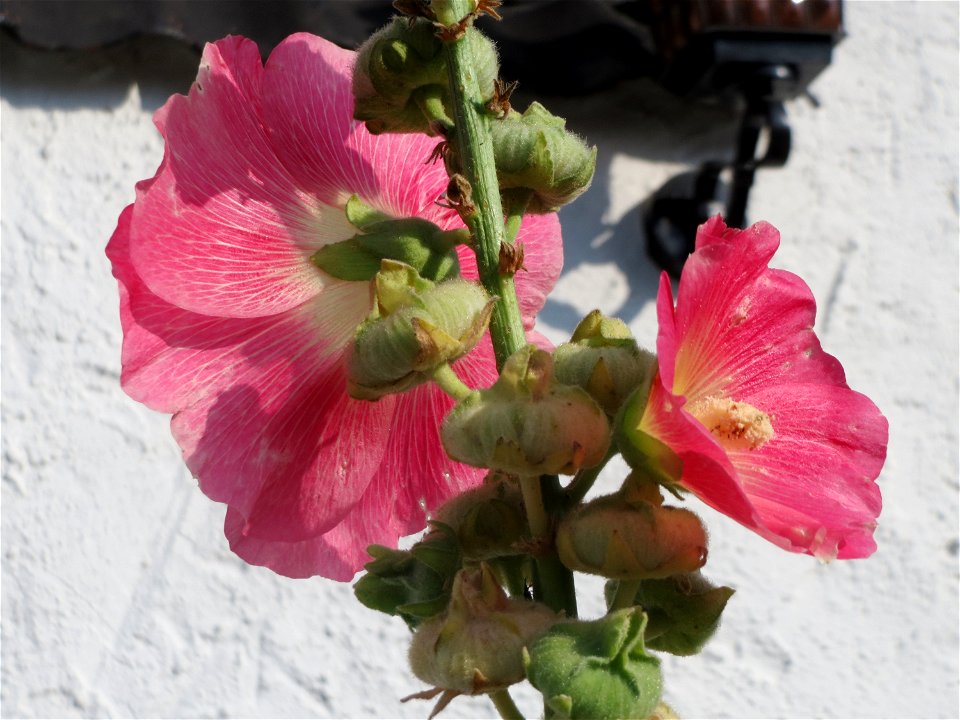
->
[353,533,462,630]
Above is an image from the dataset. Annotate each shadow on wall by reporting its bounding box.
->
[545,82,739,330]
[1,28,741,333]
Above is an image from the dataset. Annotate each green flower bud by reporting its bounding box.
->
[312,197,467,282]
[353,18,498,135]
[556,478,707,580]
[354,524,461,629]
[605,572,735,657]
[441,345,611,475]
[524,608,663,720]
[554,310,656,416]
[409,564,559,695]
[490,102,597,214]
[348,261,493,400]
[432,472,529,560]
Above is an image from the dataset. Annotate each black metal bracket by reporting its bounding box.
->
[645,83,793,278]
[643,0,843,277]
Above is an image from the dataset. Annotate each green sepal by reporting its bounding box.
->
[614,375,684,488]
[353,527,462,630]
[605,572,735,656]
[311,238,383,281]
[525,608,663,720]
[344,194,391,229]
[312,210,466,283]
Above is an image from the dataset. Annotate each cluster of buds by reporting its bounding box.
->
[345,5,740,719]
[353,17,498,135]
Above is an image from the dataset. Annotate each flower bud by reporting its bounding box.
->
[491,102,597,214]
[606,572,735,657]
[348,261,493,400]
[409,564,559,695]
[553,310,656,416]
[556,479,707,580]
[353,18,498,135]
[431,472,529,560]
[524,608,663,720]
[441,345,611,475]
[312,197,467,282]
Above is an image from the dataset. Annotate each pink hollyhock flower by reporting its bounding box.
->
[635,217,886,560]
[106,34,562,580]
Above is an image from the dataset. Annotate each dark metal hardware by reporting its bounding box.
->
[643,0,844,277]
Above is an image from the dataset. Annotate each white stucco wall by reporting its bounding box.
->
[2,3,957,718]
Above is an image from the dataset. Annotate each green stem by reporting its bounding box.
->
[520,476,578,617]
[504,190,533,243]
[437,0,577,620]
[432,363,473,401]
[519,475,550,537]
[439,2,526,369]
[609,578,642,612]
[563,446,617,508]
[489,689,526,720]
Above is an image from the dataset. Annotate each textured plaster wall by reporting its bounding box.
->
[2,3,958,718]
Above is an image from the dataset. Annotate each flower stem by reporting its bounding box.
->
[609,578,642,612]
[437,0,577,619]
[489,689,526,720]
[520,475,578,617]
[504,190,533,243]
[432,363,473,401]
[519,474,550,537]
[438,2,526,369]
[563,446,617,508]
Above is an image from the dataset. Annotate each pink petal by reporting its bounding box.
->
[225,338,503,581]
[731,381,886,559]
[110,206,394,544]
[130,37,341,319]
[261,33,451,219]
[661,218,846,400]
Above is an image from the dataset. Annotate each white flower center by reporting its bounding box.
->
[687,395,774,451]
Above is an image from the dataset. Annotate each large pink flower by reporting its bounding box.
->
[106,34,562,580]
[636,217,886,560]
